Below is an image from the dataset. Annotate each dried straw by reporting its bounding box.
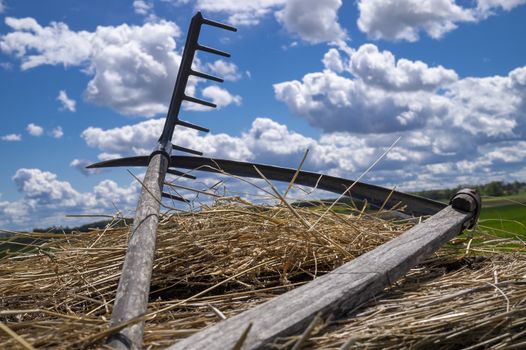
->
[1,180,525,349]
[278,237,526,350]
[0,194,409,349]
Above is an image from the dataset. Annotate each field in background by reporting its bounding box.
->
[412,185,526,239]
[478,192,526,238]
[0,235,46,257]
[1,219,132,257]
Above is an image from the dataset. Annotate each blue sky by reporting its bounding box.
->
[0,0,525,230]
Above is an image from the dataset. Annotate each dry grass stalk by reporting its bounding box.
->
[1,174,525,349]
[1,195,408,349]
[284,248,526,349]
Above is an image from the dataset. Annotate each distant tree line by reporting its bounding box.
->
[413,181,526,201]
[33,218,132,234]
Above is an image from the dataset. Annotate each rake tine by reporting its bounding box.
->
[190,69,224,83]
[167,168,196,180]
[161,192,190,203]
[184,95,217,108]
[197,44,230,58]
[201,17,237,32]
[176,120,210,133]
[171,144,203,156]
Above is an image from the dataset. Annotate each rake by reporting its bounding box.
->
[88,11,481,350]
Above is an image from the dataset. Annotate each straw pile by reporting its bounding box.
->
[0,198,411,349]
[1,195,525,349]
[286,252,526,349]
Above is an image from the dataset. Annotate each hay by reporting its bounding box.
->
[299,253,526,350]
[1,193,525,349]
[0,197,409,349]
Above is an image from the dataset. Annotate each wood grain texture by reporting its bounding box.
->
[167,206,472,350]
[107,153,169,350]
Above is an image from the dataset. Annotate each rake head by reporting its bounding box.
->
[89,12,237,202]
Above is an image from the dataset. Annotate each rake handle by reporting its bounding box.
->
[107,153,169,350]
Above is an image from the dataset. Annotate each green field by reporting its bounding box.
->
[479,204,526,238]
[478,192,526,238]
[0,235,48,258]
[482,192,526,207]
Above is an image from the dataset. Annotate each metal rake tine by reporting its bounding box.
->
[197,44,230,58]
[161,192,190,203]
[184,95,217,108]
[167,168,196,180]
[176,120,210,133]
[201,17,237,32]
[190,69,224,83]
[171,144,203,156]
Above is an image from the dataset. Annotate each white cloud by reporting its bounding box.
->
[484,141,526,162]
[82,21,183,117]
[272,45,526,190]
[50,126,64,138]
[0,17,93,69]
[207,60,241,81]
[200,85,241,109]
[357,0,474,42]
[80,116,396,174]
[275,0,347,44]
[0,17,242,117]
[0,18,177,116]
[476,0,526,15]
[79,113,526,194]
[13,168,79,204]
[70,159,105,176]
[322,48,345,73]
[444,75,520,136]
[57,90,76,112]
[0,200,29,227]
[349,44,458,91]
[0,168,140,229]
[81,117,251,161]
[357,0,526,42]
[82,118,164,156]
[275,44,524,137]
[193,0,286,26]
[26,123,44,136]
[98,152,123,161]
[1,133,21,141]
[274,67,437,134]
[0,0,6,14]
[401,139,526,190]
[189,0,348,44]
[133,0,158,22]
[133,0,153,15]
[92,179,139,208]
[164,0,191,4]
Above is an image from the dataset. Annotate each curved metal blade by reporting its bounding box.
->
[88,155,446,216]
